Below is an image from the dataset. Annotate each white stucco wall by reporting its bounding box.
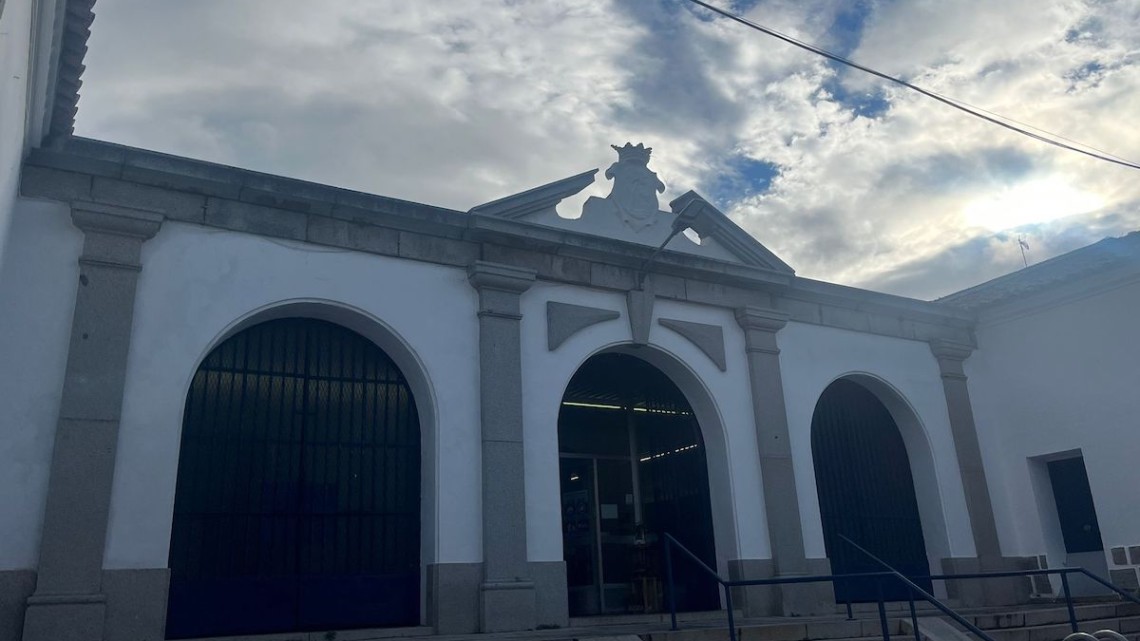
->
[965,278,1140,566]
[0,0,35,267]
[520,285,770,573]
[777,322,978,568]
[103,222,483,569]
[0,198,83,569]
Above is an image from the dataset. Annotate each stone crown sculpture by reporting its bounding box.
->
[583,142,667,232]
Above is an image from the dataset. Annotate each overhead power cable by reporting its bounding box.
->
[682,0,1140,171]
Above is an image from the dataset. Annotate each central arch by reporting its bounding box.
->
[165,317,422,638]
[557,351,720,616]
[811,377,932,602]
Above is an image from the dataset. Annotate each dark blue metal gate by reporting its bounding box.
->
[811,379,931,603]
[166,318,420,639]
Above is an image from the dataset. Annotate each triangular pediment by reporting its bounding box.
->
[468,148,793,274]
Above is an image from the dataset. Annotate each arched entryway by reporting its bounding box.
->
[811,378,931,602]
[166,318,421,638]
[558,352,719,616]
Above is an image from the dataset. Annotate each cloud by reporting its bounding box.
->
[76,0,1140,299]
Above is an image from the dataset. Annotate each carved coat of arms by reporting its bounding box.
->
[583,143,666,231]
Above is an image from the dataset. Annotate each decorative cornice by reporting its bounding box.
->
[469,169,598,219]
[658,318,727,371]
[546,302,620,351]
[669,191,795,274]
[734,306,790,333]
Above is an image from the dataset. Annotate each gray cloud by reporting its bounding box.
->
[76,0,1140,299]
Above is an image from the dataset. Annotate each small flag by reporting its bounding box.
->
[1018,237,1030,251]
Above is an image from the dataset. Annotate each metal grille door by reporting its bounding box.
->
[811,379,931,603]
[166,318,421,639]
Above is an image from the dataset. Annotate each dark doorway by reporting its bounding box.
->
[166,318,421,639]
[811,379,931,602]
[1047,456,1108,596]
[559,353,719,616]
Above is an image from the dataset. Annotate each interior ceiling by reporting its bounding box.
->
[561,353,693,413]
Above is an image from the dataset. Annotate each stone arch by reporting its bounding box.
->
[810,372,952,598]
[558,341,740,575]
[167,299,438,635]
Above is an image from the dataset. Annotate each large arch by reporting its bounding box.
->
[165,305,432,638]
[554,344,736,615]
[810,373,952,602]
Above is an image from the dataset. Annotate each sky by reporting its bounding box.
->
[75,0,1140,299]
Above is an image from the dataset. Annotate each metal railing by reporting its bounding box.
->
[662,533,1140,641]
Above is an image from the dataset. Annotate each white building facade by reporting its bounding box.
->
[1,1,1138,640]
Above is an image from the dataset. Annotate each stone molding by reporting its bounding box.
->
[22,145,979,346]
[546,302,620,351]
[658,318,727,371]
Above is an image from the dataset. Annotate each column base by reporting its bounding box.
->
[941,556,1035,607]
[530,561,568,629]
[428,563,482,634]
[727,558,835,617]
[23,593,106,641]
[0,570,36,641]
[102,568,169,641]
[480,579,536,633]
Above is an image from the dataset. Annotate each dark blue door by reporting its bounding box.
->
[811,379,931,602]
[166,318,420,638]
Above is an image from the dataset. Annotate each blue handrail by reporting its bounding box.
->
[662,532,1140,641]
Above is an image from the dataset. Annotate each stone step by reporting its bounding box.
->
[911,615,1140,641]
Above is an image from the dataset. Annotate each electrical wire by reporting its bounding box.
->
[682,0,1140,171]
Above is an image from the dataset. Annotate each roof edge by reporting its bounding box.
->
[468,168,597,219]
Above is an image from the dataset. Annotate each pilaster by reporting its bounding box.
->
[467,261,538,632]
[734,307,831,615]
[929,339,1029,605]
[23,204,162,641]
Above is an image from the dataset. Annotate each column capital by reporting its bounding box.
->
[929,338,975,362]
[467,261,537,294]
[72,204,163,269]
[734,306,789,333]
[72,203,163,239]
[929,339,975,379]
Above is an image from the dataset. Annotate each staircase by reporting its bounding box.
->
[628,602,1140,641]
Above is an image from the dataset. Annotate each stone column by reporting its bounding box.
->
[930,339,1029,605]
[467,261,537,632]
[734,307,831,616]
[23,204,162,641]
